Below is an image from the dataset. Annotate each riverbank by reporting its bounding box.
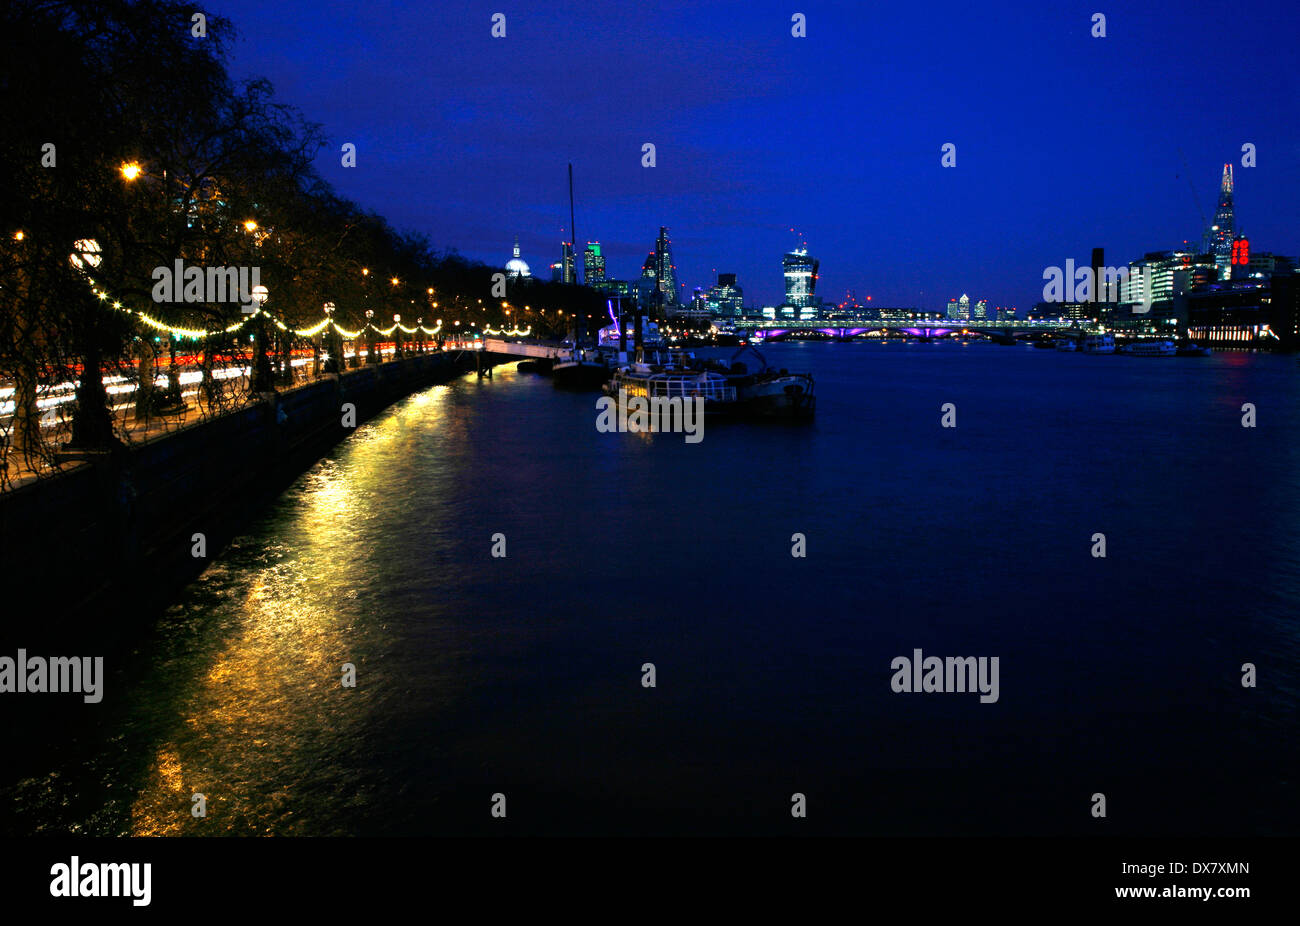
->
[0,350,488,645]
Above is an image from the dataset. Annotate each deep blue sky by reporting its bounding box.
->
[210,0,1300,311]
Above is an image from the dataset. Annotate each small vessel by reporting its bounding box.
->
[605,362,737,414]
[551,347,610,389]
[1082,333,1115,354]
[550,162,609,389]
[1176,340,1212,357]
[1055,338,1080,352]
[696,346,815,419]
[1120,339,1177,357]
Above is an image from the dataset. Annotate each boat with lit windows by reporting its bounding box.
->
[1082,333,1116,354]
[604,361,737,414]
[1120,339,1177,357]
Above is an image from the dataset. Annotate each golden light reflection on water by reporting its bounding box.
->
[129,384,459,836]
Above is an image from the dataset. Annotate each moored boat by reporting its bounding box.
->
[604,362,737,414]
[695,346,815,419]
[1082,333,1115,354]
[1120,339,1177,357]
[551,347,610,388]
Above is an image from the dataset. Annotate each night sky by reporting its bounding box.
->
[208,0,1300,311]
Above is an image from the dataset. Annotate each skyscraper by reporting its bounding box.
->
[583,242,605,284]
[782,247,819,314]
[639,227,679,309]
[559,241,575,284]
[1209,164,1236,280]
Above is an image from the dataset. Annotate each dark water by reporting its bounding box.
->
[5,341,1298,835]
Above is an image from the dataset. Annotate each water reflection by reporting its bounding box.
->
[129,385,460,835]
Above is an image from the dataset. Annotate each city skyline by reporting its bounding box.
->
[4,0,1298,869]
[203,0,1300,312]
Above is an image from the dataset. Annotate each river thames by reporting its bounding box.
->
[4,341,1297,835]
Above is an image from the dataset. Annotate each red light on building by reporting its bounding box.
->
[1232,238,1250,265]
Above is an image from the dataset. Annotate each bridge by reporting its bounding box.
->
[444,337,574,359]
[734,319,1086,341]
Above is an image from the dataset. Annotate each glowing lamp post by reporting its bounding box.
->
[55,239,119,454]
[70,238,103,273]
[365,309,378,364]
[250,285,274,393]
[323,302,343,374]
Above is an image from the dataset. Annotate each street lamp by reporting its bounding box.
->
[120,162,141,181]
[365,309,378,364]
[70,238,103,273]
[249,285,274,393]
[321,301,340,373]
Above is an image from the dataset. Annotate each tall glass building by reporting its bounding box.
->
[782,248,819,313]
[947,294,972,320]
[560,242,575,284]
[639,227,679,308]
[583,242,605,284]
[1208,164,1236,280]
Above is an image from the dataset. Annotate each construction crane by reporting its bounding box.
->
[1178,148,1209,250]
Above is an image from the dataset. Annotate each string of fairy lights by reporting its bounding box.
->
[85,276,536,343]
[83,275,460,340]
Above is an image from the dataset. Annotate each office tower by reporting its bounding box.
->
[705,273,744,317]
[560,241,575,284]
[782,247,819,310]
[584,242,605,284]
[1209,164,1236,280]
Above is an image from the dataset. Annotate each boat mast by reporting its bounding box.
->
[568,163,579,347]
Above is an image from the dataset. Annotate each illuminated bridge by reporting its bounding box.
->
[448,338,580,359]
[736,319,1086,341]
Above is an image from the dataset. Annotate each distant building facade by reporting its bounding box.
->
[505,236,531,279]
[583,242,605,284]
[705,273,744,317]
[781,247,820,316]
